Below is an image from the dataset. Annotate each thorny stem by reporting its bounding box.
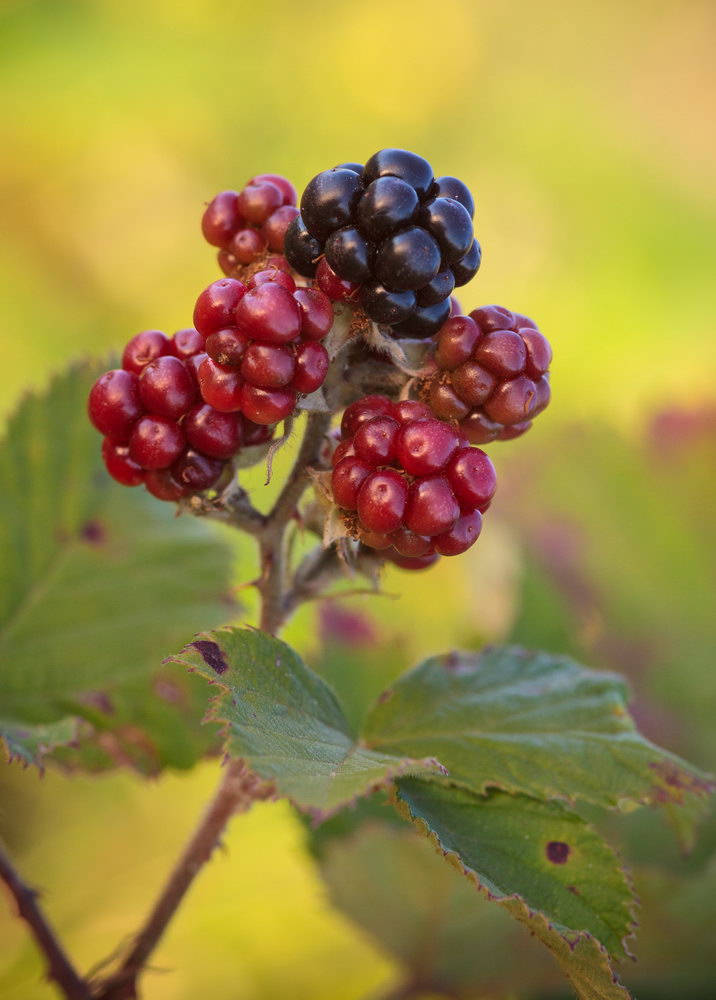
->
[0,843,92,1000]
[93,761,273,1000]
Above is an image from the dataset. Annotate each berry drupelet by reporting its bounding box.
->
[284,150,481,338]
[87,324,275,502]
[201,174,299,278]
[424,306,552,443]
[330,395,496,566]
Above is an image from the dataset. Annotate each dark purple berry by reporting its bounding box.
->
[432,176,475,218]
[283,215,323,277]
[390,298,451,339]
[363,149,434,200]
[375,226,441,292]
[356,177,419,241]
[300,169,364,240]
[325,226,373,283]
[418,197,473,265]
[360,282,416,325]
[451,239,481,286]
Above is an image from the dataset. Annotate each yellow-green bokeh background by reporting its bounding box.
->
[1,0,714,997]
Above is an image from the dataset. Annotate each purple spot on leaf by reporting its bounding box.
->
[80,520,106,545]
[192,640,228,675]
[567,885,580,895]
[377,689,394,704]
[546,841,570,864]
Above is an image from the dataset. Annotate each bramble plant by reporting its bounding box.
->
[0,149,713,1000]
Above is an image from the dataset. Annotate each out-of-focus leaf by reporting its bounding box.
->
[397,779,635,999]
[362,646,713,831]
[320,821,553,997]
[0,363,235,772]
[169,627,443,816]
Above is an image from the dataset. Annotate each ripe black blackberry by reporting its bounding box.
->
[424,306,552,443]
[284,150,481,338]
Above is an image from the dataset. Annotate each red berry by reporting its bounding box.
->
[198,357,244,412]
[427,379,471,421]
[218,250,240,275]
[332,456,373,509]
[389,526,432,557]
[395,418,460,477]
[316,257,361,302]
[475,330,527,377]
[129,415,185,470]
[331,438,356,467]
[262,205,300,252]
[532,374,551,414]
[459,411,502,445]
[293,287,334,340]
[239,383,296,424]
[171,449,226,492]
[451,361,496,406]
[404,475,460,536]
[341,395,394,437]
[470,305,516,332]
[139,356,197,419]
[253,173,297,206]
[185,351,208,389]
[241,415,275,446]
[356,469,408,534]
[247,268,296,292]
[205,328,251,367]
[237,181,283,224]
[497,421,532,441]
[184,404,243,459]
[193,279,247,337]
[241,343,296,388]
[353,416,399,466]
[88,369,144,443]
[201,191,242,249]
[102,438,144,487]
[521,327,552,377]
[360,531,393,550]
[390,400,432,424]
[434,316,481,370]
[235,282,302,344]
[483,375,537,425]
[388,551,440,571]
[434,510,482,556]
[145,467,187,501]
[292,341,329,394]
[229,228,267,264]
[171,327,205,360]
[122,331,173,375]
[445,447,496,511]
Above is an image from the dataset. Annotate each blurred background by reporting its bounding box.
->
[1,0,714,997]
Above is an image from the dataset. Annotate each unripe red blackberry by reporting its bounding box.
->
[88,325,271,503]
[331,395,496,565]
[201,174,299,277]
[192,272,334,423]
[425,307,552,443]
[284,150,481,338]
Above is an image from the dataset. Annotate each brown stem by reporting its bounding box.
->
[0,843,92,1000]
[94,760,272,1000]
[256,410,332,634]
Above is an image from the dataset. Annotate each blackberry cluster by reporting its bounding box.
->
[193,270,333,425]
[425,306,552,443]
[331,395,497,569]
[201,174,299,277]
[284,149,481,338]
[87,328,273,502]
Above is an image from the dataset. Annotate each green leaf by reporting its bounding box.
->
[362,646,714,819]
[319,821,553,996]
[396,779,635,999]
[0,363,235,772]
[169,627,443,815]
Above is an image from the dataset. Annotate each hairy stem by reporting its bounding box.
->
[0,843,92,1000]
[94,760,272,1000]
